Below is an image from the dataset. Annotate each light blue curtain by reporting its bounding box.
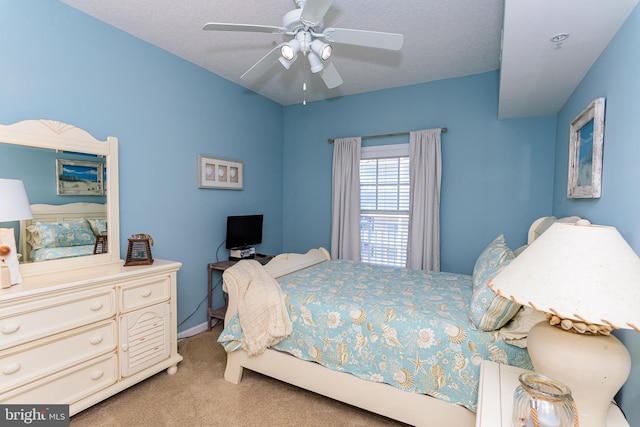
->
[330,137,361,261]
[407,129,442,271]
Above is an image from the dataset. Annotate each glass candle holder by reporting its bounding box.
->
[512,373,577,427]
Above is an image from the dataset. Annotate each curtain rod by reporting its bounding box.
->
[327,127,447,143]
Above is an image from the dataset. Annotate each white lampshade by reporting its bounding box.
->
[490,221,640,331]
[0,179,33,222]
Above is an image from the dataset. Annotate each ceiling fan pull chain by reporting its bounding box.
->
[303,82,307,105]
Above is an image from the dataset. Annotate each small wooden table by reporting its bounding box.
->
[207,255,274,330]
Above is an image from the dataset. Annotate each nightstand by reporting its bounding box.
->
[476,360,629,427]
[206,255,274,329]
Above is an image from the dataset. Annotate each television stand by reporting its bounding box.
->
[207,254,274,330]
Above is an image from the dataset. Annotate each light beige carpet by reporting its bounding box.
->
[70,323,409,427]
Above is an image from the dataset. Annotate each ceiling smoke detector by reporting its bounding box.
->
[550,33,569,43]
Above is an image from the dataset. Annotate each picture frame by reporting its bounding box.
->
[56,159,104,196]
[197,154,243,190]
[567,97,605,199]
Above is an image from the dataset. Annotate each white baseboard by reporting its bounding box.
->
[177,320,218,341]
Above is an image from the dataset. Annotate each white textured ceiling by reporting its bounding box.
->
[499,0,639,119]
[60,0,638,118]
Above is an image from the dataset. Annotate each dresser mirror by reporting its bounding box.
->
[0,119,121,278]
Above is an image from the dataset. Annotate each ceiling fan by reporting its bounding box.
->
[202,0,404,89]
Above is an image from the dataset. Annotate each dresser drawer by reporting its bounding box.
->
[0,288,116,350]
[0,352,117,405]
[119,275,170,313]
[0,320,116,394]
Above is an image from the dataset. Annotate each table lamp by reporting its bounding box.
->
[0,178,33,288]
[490,220,640,427]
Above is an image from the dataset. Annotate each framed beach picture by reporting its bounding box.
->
[567,97,605,199]
[56,159,104,196]
[197,154,243,190]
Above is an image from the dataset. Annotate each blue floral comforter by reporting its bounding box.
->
[218,260,532,411]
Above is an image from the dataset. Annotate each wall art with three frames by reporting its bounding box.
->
[197,154,243,190]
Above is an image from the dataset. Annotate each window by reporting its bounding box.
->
[360,144,409,267]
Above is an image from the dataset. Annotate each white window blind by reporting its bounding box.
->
[360,145,409,267]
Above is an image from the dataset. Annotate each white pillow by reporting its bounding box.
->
[498,306,547,348]
[26,224,44,249]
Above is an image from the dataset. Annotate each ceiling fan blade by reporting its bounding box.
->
[240,44,285,81]
[300,0,333,27]
[203,23,287,34]
[322,28,404,50]
[319,62,343,89]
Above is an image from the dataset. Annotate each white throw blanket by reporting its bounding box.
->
[223,260,292,356]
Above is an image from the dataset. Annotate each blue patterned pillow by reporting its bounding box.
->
[472,235,513,290]
[88,219,108,235]
[469,235,520,330]
[36,220,96,248]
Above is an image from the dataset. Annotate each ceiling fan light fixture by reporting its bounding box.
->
[307,51,324,73]
[279,55,295,70]
[311,39,332,60]
[281,39,300,61]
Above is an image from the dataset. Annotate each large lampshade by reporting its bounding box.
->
[490,221,640,331]
[490,220,640,427]
[0,179,33,222]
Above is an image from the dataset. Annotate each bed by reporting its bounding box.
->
[217,217,579,426]
[18,202,107,262]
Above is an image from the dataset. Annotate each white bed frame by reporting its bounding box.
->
[18,202,107,260]
[222,248,476,427]
[221,217,584,425]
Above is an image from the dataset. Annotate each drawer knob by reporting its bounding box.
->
[90,370,104,381]
[3,363,21,375]
[90,301,104,311]
[90,335,104,345]
[141,289,152,297]
[1,323,20,335]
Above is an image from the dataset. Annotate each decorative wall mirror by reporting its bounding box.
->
[0,119,120,278]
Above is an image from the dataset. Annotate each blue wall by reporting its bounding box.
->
[552,5,640,424]
[282,72,557,274]
[0,0,284,332]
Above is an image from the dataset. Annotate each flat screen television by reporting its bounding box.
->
[225,214,263,249]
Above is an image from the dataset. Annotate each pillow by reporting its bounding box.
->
[26,224,45,250]
[472,235,514,289]
[469,235,521,330]
[36,219,96,248]
[88,218,108,235]
[498,306,547,348]
[469,259,522,330]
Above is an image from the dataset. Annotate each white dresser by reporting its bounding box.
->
[0,260,182,415]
